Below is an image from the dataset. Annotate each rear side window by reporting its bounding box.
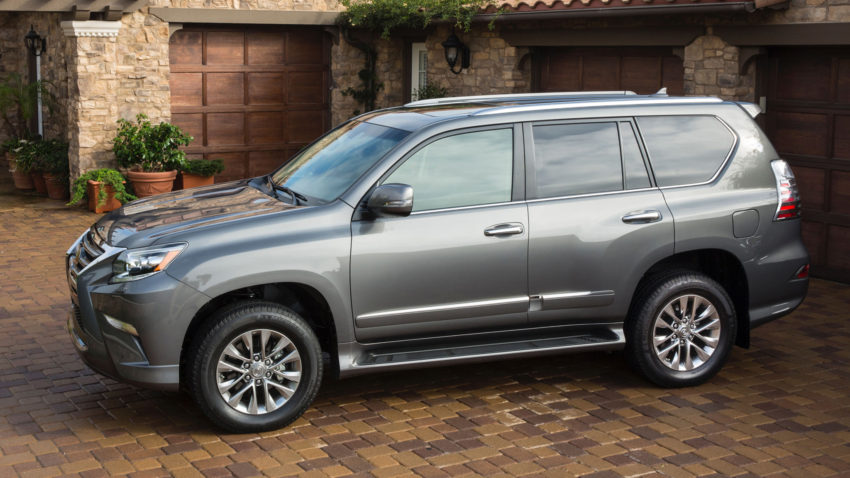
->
[531,122,622,198]
[637,116,735,187]
[529,121,651,199]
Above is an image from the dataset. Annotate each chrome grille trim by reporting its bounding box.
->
[66,228,125,287]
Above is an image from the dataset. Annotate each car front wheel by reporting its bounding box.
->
[627,272,736,388]
[187,301,322,432]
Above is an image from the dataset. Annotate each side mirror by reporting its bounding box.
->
[367,183,413,217]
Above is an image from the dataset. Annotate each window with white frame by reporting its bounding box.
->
[411,42,428,100]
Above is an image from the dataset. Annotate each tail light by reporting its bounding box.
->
[770,160,800,221]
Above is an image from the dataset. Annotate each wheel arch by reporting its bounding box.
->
[627,248,750,348]
[180,282,340,388]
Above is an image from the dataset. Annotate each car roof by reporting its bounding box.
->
[364,90,725,131]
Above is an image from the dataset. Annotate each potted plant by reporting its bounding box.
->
[1,73,55,191]
[113,114,192,198]
[68,168,136,213]
[3,138,33,190]
[180,159,224,189]
[41,140,70,200]
[16,139,48,195]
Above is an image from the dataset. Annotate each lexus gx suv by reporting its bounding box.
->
[66,91,809,432]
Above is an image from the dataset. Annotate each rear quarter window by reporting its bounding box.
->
[637,115,736,187]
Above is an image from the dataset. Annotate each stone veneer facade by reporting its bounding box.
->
[0,0,849,184]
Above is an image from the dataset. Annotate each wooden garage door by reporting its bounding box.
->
[765,47,850,283]
[535,47,684,95]
[169,26,330,183]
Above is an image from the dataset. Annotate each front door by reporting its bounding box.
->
[351,126,528,342]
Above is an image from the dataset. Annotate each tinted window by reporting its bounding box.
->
[272,121,409,203]
[637,115,735,187]
[620,122,651,189]
[385,129,513,212]
[531,122,622,198]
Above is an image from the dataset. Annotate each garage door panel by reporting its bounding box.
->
[170,73,203,106]
[247,73,285,105]
[170,31,202,65]
[662,57,684,95]
[206,73,245,106]
[247,31,285,65]
[767,47,850,282]
[827,226,850,271]
[212,152,248,183]
[793,166,826,211]
[834,115,850,160]
[536,47,683,95]
[769,111,829,158]
[171,113,204,144]
[248,151,286,177]
[207,113,245,145]
[831,171,850,216]
[801,221,824,267]
[206,32,245,65]
[287,72,324,104]
[247,112,284,145]
[582,56,619,90]
[285,111,324,143]
[839,59,850,104]
[775,54,831,102]
[621,57,661,94]
[171,27,329,184]
[286,30,324,64]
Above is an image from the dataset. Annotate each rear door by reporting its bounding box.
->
[525,119,675,325]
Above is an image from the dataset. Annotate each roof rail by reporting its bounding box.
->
[474,96,724,116]
[405,91,637,108]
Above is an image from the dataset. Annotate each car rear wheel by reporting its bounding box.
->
[187,301,322,432]
[626,272,736,387]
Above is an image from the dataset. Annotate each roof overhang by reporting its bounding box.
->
[477,0,787,20]
[149,7,340,26]
[0,1,148,20]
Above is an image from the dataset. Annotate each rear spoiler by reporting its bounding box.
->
[736,102,762,118]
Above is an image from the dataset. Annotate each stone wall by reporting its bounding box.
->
[683,33,756,102]
[425,24,531,99]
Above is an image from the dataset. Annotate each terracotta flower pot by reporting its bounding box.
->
[127,170,178,198]
[10,165,34,190]
[31,171,47,195]
[43,173,69,200]
[87,180,123,213]
[181,172,215,189]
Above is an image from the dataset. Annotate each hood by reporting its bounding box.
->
[94,179,301,247]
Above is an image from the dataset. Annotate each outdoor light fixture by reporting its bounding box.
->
[24,26,46,57]
[442,32,470,75]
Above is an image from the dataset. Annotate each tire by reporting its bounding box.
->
[187,301,323,432]
[626,272,736,388]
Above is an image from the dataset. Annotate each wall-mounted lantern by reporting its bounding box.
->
[24,26,46,57]
[441,32,469,75]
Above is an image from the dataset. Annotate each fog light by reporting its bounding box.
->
[104,315,139,336]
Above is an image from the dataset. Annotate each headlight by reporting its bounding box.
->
[112,243,187,283]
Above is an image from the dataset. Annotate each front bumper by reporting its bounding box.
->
[66,231,209,391]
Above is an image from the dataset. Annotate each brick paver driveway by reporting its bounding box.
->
[1,205,849,478]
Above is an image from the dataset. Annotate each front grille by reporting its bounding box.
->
[68,228,105,294]
[72,303,86,335]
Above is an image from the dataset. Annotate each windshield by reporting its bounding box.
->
[271,120,409,203]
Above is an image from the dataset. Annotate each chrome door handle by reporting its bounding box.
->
[622,210,662,224]
[484,223,525,236]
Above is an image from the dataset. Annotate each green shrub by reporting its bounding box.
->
[181,159,225,177]
[413,82,449,101]
[68,168,136,207]
[113,114,193,172]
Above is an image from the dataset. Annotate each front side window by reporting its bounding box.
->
[531,122,623,199]
[384,128,513,212]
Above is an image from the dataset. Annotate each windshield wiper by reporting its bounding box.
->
[265,174,309,205]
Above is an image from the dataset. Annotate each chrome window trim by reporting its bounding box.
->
[407,200,522,216]
[638,115,739,191]
[357,296,529,321]
[525,186,658,205]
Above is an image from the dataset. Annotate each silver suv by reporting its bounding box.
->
[66,92,809,432]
